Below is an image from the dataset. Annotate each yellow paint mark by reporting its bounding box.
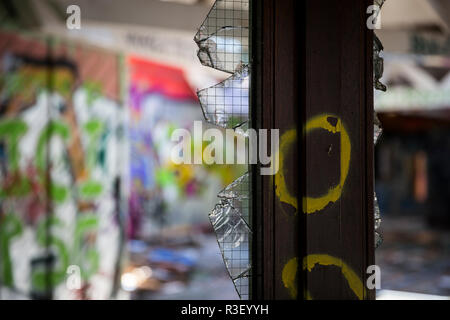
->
[305,290,313,300]
[274,129,298,211]
[303,115,351,214]
[274,115,351,215]
[282,254,363,300]
[304,254,363,300]
[278,117,356,299]
[281,257,298,299]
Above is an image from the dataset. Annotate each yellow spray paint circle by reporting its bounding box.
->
[303,115,351,214]
[281,254,363,300]
[281,257,299,299]
[274,115,351,215]
[274,129,298,212]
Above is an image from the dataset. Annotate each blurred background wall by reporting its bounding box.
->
[375,0,450,299]
[0,0,246,300]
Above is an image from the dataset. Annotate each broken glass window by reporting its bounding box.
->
[374,113,383,248]
[233,270,250,300]
[211,172,251,299]
[218,173,250,230]
[373,0,386,92]
[209,200,251,280]
[374,112,383,145]
[218,172,249,200]
[209,173,251,299]
[373,0,387,249]
[375,231,383,249]
[374,192,383,248]
[374,0,385,7]
[195,0,251,299]
[197,64,249,129]
[194,0,249,74]
[374,34,387,92]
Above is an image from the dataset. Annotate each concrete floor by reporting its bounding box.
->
[131,234,240,300]
[376,216,450,297]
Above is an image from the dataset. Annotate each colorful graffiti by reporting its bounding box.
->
[127,57,246,238]
[0,32,123,299]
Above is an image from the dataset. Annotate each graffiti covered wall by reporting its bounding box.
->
[127,57,246,238]
[0,31,124,299]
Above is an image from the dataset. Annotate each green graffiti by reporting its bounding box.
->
[0,214,23,287]
[32,217,70,290]
[50,184,69,203]
[35,121,70,204]
[0,63,109,291]
[36,121,70,172]
[0,119,28,170]
[0,71,46,101]
[32,214,100,290]
[73,214,99,280]
[0,64,75,101]
[84,120,104,137]
[156,168,176,187]
[83,81,103,106]
[84,119,105,170]
[79,180,103,198]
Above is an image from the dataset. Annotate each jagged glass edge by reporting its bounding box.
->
[373,0,387,249]
[208,199,252,281]
[197,64,250,130]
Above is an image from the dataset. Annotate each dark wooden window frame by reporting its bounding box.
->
[251,0,375,300]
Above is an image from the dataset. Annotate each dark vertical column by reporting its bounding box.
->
[253,0,374,300]
[303,0,375,300]
[252,0,300,300]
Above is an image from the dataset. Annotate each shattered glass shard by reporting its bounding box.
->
[374,192,383,249]
[194,0,249,74]
[374,192,382,231]
[373,1,386,249]
[218,173,250,226]
[234,121,250,135]
[375,231,383,249]
[373,0,385,29]
[218,172,249,200]
[374,115,383,248]
[197,65,249,129]
[374,112,383,145]
[374,34,387,92]
[374,0,386,8]
[195,0,251,299]
[196,26,249,74]
[209,200,251,280]
[233,269,250,299]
